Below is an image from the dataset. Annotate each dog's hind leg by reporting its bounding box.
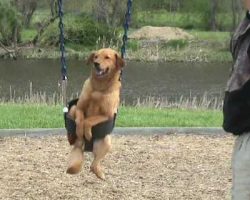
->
[91,135,111,180]
[67,109,85,174]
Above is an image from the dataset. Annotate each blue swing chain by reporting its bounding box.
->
[58,0,67,81]
[58,0,133,111]
[121,0,133,59]
[120,0,132,81]
[58,0,68,112]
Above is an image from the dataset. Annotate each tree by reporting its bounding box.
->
[231,0,243,31]
[0,1,21,45]
[93,0,127,27]
[93,0,109,25]
[0,0,21,58]
[14,0,37,28]
[49,0,58,17]
[210,0,218,31]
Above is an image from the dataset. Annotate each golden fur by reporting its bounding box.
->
[66,48,124,179]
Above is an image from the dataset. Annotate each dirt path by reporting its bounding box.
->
[0,134,234,200]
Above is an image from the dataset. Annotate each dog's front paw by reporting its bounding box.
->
[84,127,92,141]
[90,165,105,180]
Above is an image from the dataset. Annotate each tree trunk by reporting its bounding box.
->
[210,0,218,31]
[24,0,37,28]
[231,0,237,31]
[110,0,122,27]
[32,15,59,45]
[236,0,243,26]
[50,0,58,17]
[14,0,37,28]
[93,0,110,26]
[231,0,244,31]
[0,41,17,59]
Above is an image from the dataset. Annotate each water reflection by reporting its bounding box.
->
[0,59,231,104]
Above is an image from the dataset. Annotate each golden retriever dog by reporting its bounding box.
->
[66,48,124,179]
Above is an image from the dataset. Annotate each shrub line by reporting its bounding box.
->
[0,127,227,137]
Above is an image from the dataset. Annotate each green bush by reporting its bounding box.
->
[0,0,21,45]
[164,39,188,50]
[40,14,119,48]
[128,40,140,51]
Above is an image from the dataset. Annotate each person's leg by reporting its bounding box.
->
[232,132,250,200]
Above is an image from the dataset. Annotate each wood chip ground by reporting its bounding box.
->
[0,134,234,200]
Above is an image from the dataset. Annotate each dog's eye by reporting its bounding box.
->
[105,56,110,59]
[94,55,98,59]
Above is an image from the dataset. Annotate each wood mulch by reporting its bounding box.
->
[0,134,234,200]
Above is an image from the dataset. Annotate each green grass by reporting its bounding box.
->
[135,11,202,29]
[21,29,37,43]
[0,104,62,129]
[0,103,222,129]
[117,107,222,127]
[31,9,51,26]
[162,39,189,50]
[125,30,232,62]
[189,31,230,42]
[135,10,234,31]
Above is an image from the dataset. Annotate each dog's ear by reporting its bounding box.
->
[86,52,95,65]
[115,53,125,69]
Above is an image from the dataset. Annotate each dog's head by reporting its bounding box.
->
[87,48,125,80]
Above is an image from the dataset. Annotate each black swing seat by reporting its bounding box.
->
[64,98,116,151]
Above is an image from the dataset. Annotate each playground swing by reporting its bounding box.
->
[58,0,132,151]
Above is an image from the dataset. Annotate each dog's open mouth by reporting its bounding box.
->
[95,68,109,77]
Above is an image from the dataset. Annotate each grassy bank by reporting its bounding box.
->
[135,10,234,31]
[0,103,222,129]
[1,8,232,62]
[19,10,233,62]
[125,30,231,62]
[1,6,234,62]
[18,29,232,62]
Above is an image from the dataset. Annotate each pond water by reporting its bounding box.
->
[0,59,231,104]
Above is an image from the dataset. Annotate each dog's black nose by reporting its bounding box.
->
[94,62,101,71]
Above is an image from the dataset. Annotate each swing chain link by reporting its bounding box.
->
[121,0,133,59]
[58,0,68,109]
[58,0,67,81]
[120,0,132,81]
